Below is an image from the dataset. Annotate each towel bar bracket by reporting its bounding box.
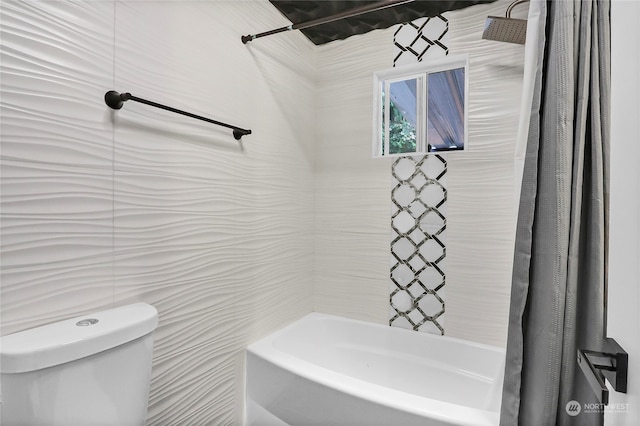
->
[577,337,628,406]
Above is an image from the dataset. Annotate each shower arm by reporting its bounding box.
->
[104,91,252,140]
[505,0,529,18]
[241,0,414,44]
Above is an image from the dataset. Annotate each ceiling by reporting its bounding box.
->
[268,0,497,45]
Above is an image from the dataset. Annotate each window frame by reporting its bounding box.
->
[372,54,470,158]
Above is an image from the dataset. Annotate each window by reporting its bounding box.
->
[372,55,469,157]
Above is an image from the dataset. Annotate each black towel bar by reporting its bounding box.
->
[104,91,252,140]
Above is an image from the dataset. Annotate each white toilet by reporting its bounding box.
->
[0,303,158,426]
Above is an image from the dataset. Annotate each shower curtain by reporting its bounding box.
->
[501,0,610,425]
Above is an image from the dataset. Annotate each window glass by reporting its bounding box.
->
[427,67,465,152]
[388,78,418,155]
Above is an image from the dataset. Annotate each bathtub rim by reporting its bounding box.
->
[246,312,504,426]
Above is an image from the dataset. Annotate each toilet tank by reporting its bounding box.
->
[0,303,158,426]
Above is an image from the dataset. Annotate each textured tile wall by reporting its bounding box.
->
[445,0,525,346]
[1,1,315,424]
[1,1,526,424]
[314,0,524,348]
[313,30,395,324]
[1,0,117,332]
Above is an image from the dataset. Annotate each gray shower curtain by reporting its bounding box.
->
[500,0,610,425]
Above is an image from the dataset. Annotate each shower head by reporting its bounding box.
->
[482,0,528,45]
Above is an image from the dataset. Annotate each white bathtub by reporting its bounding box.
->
[245,313,505,426]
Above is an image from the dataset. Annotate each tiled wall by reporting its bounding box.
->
[389,17,450,334]
[1,0,526,423]
[390,154,448,334]
[445,0,525,345]
[313,30,395,324]
[314,0,524,348]
[1,1,315,423]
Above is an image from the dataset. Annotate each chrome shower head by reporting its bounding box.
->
[482,0,529,45]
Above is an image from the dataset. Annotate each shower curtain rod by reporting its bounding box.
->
[104,91,252,140]
[241,0,415,44]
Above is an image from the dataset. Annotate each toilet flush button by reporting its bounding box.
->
[76,318,99,326]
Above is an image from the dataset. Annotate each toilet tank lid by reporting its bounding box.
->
[0,303,158,374]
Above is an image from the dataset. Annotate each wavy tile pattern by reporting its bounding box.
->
[314,0,523,348]
[444,0,524,347]
[313,30,395,325]
[2,0,523,423]
[1,1,315,424]
[0,0,116,333]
